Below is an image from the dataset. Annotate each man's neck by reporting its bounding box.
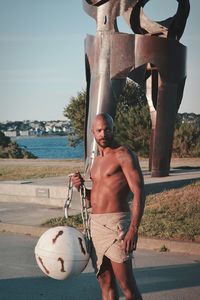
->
[98,141,119,157]
[98,147,111,157]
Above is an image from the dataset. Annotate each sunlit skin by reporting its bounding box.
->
[71,113,145,300]
[90,116,143,217]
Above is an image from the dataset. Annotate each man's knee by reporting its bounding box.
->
[118,279,142,300]
[98,273,119,300]
[98,257,114,288]
[119,280,133,299]
[98,272,114,290]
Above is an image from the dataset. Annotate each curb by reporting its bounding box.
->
[0,223,46,237]
[137,236,200,256]
[1,222,200,256]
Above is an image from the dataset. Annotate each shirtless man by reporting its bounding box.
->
[71,113,145,300]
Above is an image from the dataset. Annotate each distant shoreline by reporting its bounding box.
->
[11,134,68,140]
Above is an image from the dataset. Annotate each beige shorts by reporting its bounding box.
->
[90,212,133,276]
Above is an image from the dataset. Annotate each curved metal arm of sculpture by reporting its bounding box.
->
[122,0,190,40]
[85,0,110,6]
[83,0,190,41]
[167,0,190,40]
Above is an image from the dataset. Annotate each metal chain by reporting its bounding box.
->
[79,185,91,243]
[64,175,91,252]
[64,175,73,218]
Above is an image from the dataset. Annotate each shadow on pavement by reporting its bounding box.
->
[136,262,200,293]
[0,273,101,300]
[145,177,200,195]
[0,263,200,300]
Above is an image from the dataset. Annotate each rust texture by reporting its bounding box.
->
[58,257,66,272]
[78,237,87,255]
[38,256,50,274]
[83,0,190,177]
[52,230,64,244]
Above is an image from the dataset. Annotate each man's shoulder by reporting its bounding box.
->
[114,146,141,172]
[115,146,135,154]
[114,146,137,161]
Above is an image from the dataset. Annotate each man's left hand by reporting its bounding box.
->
[123,230,138,253]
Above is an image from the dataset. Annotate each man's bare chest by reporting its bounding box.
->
[91,156,122,181]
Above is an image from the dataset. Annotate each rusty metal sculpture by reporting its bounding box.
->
[83,0,190,177]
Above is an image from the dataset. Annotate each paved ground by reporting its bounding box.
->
[0,201,64,226]
[0,232,200,300]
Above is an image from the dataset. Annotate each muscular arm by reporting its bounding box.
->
[116,147,146,251]
[71,172,92,207]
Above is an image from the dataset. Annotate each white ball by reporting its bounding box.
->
[35,226,90,280]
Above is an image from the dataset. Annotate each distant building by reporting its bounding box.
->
[4,130,18,137]
[19,130,30,136]
[45,125,53,133]
[52,126,62,133]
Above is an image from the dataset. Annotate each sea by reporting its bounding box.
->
[13,136,84,159]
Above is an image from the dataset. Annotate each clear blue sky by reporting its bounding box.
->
[0,0,199,122]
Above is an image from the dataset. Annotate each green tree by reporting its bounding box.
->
[64,86,200,158]
[64,81,151,156]
[173,122,200,157]
[0,131,37,159]
[115,81,151,156]
[0,131,10,147]
[63,90,86,147]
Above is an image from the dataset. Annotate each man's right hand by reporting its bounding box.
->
[70,172,84,191]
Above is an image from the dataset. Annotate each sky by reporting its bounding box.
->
[0,0,199,122]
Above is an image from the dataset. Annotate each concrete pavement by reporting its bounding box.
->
[0,232,200,300]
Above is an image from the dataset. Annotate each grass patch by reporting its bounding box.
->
[139,181,200,242]
[0,157,199,181]
[0,160,84,180]
[42,214,83,231]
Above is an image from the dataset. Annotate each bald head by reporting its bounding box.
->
[92,113,114,148]
[92,113,114,130]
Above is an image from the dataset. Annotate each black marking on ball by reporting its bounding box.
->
[52,230,63,244]
[38,256,50,274]
[78,237,86,255]
[58,257,66,272]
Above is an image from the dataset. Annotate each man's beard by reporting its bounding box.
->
[96,136,113,148]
